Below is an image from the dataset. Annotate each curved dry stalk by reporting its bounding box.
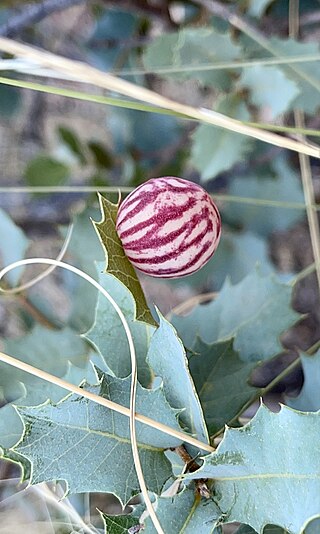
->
[0,37,319,158]
[0,258,165,534]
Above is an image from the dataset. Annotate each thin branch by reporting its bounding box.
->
[0,0,86,38]
[0,38,318,158]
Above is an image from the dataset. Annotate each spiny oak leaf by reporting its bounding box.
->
[185,404,320,534]
[14,373,182,505]
[172,269,301,362]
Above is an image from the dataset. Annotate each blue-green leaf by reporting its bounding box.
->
[172,270,300,361]
[191,96,251,181]
[14,373,182,504]
[147,312,209,446]
[286,350,320,412]
[185,404,320,533]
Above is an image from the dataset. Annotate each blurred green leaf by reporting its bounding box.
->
[143,27,242,90]
[88,9,138,71]
[268,38,320,114]
[88,140,113,169]
[58,126,87,165]
[237,65,300,119]
[61,206,104,333]
[0,208,29,286]
[223,157,304,236]
[24,155,70,186]
[247,0,276,17]
[191,96,251,181]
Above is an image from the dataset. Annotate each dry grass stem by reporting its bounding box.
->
[0,37,319,158]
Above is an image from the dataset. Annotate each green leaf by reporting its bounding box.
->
[4,324,89,378]
[0,208,29,286]
[88,140,113,169]
[0,363,97,450]
[189,338,257,436]
[172,269,300,361]
[191,96,251,181]
[143,487,222,533]
[58,126,87,165]
[268,38,320,114]
[143,27,242,90]
[15,373,182,504]
[0,325,91,448]
[162,230,273,291]
[147,312,209,446]
[237,65,299,119]
[286,350,320,412]
[60,206,105,333]
[93,194,156,326]
[24,155,70,186]
[185,404,320,533]
[86,269,154,387]
[203,230,274,288]
[101,512,142,534]
[223,157,304,236]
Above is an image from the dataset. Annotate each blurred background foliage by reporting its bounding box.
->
[0,0,320,531]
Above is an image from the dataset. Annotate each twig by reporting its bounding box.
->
[0,0,86,38]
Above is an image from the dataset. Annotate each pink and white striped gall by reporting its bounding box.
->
[116,177,221,278]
